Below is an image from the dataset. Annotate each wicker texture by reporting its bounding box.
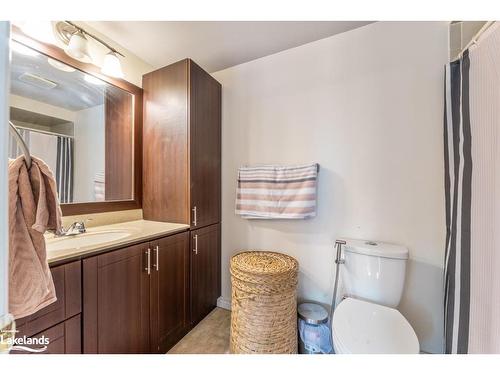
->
[230,251,299,354]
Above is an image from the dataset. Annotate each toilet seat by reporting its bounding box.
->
[331,298,419,354]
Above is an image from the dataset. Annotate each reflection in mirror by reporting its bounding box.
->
[8,41,134,204]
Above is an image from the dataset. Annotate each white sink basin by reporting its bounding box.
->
[47,230,132,252]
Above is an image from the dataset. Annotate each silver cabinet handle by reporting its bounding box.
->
[154,245,159,271]
[193,235,198,255]
[192,206,197,226]
[145,248,151,275]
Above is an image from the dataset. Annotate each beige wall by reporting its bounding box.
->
[213,21,449,353]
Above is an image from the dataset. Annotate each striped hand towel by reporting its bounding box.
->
[236,163,319,219]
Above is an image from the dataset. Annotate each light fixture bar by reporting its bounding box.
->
[64,21,125,58]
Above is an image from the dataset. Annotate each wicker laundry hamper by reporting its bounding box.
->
[230,251,299,354]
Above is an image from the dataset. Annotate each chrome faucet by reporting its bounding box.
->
[58,219,91,236]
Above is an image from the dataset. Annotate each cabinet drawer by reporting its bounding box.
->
[13,314,82,354]
[36,320,66,354]
[16,260,81,337]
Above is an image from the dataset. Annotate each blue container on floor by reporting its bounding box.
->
[298,302,332,354]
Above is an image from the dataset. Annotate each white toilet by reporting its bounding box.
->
[331,239,420,354]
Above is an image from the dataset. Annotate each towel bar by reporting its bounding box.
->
[9,121,32,169]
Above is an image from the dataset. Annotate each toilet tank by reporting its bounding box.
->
[340,239,409,308]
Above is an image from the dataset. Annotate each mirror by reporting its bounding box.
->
[8,40,135,205]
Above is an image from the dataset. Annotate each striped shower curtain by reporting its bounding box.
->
[56,136,74,204]
[444,22,500,354]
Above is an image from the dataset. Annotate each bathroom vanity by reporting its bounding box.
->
[16,219,219,354]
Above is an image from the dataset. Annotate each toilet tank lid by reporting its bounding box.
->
[342,239,409,260]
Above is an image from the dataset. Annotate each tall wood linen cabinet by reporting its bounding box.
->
[143,59,222,328]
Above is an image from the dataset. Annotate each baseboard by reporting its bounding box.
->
[217,296,231,311]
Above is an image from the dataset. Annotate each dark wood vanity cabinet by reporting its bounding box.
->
[190,224,221,325]
[15,223,221,355]
[142,58,221,227]
[16,225,217,354]
[83,231,190,354]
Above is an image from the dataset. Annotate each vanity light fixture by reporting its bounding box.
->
[18,20,126,80]
[55,21,126,80]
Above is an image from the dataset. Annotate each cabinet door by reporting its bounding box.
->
[190,224,221,325]
[25,321,65,354]
[83,243,150,353]
[150,231,190,353]
[143,59,190,223]
[189,61,221,228]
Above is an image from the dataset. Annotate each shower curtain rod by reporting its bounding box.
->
[13,124,74,139]
[458,21,495,58]
[8,121,31,169]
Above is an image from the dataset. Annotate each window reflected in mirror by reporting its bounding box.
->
[8,41,134,204]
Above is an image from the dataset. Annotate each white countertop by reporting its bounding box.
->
[45,220,190,264]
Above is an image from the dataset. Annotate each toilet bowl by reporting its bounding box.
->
[330,239,420,354]
[331,297,419,354]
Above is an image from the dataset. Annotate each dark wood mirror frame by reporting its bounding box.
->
[11,25,143,216]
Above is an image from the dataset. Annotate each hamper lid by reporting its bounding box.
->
[231,251,298,275]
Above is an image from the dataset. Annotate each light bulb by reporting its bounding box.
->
[19,21,56,45]
[65,31,91,63]
[101,51,124,78]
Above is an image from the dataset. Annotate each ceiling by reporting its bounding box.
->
[86,21,373,73]
[11,41,107,111]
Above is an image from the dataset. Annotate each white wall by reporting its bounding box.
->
[73,104,105,202]
[213,21,449,354]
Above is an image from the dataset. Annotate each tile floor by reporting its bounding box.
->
[168,308,231,354]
